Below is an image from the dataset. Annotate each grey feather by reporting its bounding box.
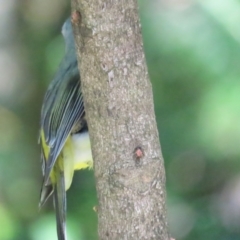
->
[54,167,67,240]
[39,18,84,240]
[40,18,84,185]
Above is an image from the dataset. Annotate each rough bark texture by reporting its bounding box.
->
[71,0,169,239]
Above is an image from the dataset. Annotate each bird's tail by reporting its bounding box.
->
[54,167,67,240]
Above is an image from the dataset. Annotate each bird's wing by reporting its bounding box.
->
[40,56,84,185]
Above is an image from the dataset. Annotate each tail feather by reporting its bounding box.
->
[54,169,67,240]
[39,183,53,209]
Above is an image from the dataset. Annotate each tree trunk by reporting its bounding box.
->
[71,0,170,239]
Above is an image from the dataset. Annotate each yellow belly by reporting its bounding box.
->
[62,131,93,190]
[41,130,93,191]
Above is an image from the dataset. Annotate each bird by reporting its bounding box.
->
[39,17,93,240]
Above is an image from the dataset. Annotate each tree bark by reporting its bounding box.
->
[71,0,170,239]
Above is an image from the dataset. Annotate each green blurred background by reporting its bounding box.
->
[0,0,240,239]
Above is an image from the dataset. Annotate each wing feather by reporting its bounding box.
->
[40,49,84,185]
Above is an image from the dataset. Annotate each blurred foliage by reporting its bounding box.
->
[0,0,240,239]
